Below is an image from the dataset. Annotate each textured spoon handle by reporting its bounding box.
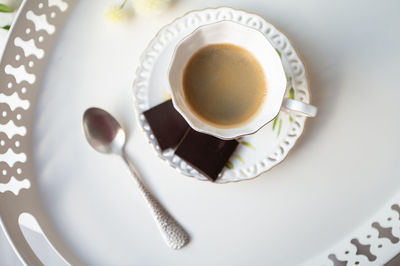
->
[122,153,189,249]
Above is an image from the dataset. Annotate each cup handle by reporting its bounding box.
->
[283,98,318,117]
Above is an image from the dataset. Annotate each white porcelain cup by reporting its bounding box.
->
[168,21,317,140]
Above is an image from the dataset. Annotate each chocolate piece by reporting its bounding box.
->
[143,100,189,151]
[175,129,239,181]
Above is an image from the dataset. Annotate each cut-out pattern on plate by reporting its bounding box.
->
[0,0,81,265]
[0,3,398,266]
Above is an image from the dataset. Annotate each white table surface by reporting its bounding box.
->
[1,0,400,265]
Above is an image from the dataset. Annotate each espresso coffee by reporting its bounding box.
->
[182,43,266,128]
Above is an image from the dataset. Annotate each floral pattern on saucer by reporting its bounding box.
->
[133,7,311,183]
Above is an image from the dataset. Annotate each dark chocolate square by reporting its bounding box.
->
[175,129,239,181]
[143,100,190,151]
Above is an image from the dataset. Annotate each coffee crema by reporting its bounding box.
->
[182,43,266,129]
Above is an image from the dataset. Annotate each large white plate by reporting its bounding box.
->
[0,0,399,265]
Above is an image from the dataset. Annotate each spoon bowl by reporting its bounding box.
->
[83,107,126,155]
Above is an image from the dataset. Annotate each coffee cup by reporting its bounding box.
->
[168,21,317,140]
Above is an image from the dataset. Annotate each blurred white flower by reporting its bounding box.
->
[105,6,124,23]
[105,0,129,23]
[132,0,170,16]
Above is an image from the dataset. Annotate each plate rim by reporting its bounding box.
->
[0,2,399,266]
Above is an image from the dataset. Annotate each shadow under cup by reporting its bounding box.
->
[168,21,287,140]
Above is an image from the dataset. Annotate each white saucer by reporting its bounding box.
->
[134,7,312,183]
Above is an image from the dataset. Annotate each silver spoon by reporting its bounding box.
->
[82,107,189,249]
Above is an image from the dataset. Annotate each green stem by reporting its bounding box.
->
[119,0,128,9]
[234,154,245,164]
[241,141,255,150]
[275,48,281,57]
[272,116,279,130]
[226,161,234,169]
[289,87,295,99]
[0,4,13,13]
[277,119,282,136]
